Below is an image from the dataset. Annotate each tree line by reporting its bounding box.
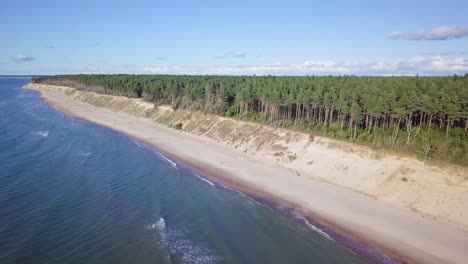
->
[33,74,468,165]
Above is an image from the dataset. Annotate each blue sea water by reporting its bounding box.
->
[0,77,369,263]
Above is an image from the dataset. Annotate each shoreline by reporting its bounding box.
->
[122,135,401,263]
[25,83,468,264]
[149,148,406,264]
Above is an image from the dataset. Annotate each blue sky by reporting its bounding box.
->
[1,0,468,75]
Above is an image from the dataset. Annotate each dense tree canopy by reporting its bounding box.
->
[33,74,468,165]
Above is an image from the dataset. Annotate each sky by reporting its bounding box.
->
[1,0,468,76]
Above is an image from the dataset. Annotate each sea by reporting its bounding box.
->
[0,77,391,263]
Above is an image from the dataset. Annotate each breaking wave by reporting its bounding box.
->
[157,153,177,169]
[132,139,142,148]
[290,209,334,241]
[148,217,166,231]
[148,217,221,264]
[195,174,215,186]
[31,130,49,138]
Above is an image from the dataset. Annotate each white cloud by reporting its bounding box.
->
[401,56,468,72]
[215,51,248,59]
[143,65,193,74]
[12,54,36,62]
[388,26,468,40]
[419,51,465,56]
[143,56,468,76]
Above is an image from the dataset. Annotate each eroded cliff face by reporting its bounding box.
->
[26,83,468,231]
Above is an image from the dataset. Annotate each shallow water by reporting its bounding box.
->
[0,77,369,263]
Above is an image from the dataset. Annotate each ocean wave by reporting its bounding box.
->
[359,246,400,264]
[132,139,142,148]
[148,217,221,264]
[290,209,334,241]
[31,130,49,138]
[195,174,215,186]
[77,152,92,156]
[157,153,177,169]
[215,184,261,206]
[148,217,166,231]
[128,136,179,169]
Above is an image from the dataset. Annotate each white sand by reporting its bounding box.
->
[25,83,468,264]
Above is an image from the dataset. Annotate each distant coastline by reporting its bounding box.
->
[0,75,42,78]
[25,82,468,264]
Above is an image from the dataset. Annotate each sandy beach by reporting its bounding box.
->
[25,83,468,264]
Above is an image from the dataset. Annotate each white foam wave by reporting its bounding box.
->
[217,185,260,206]
[232,189,260,205]
[78,152,92,156]
[291,210,334,241]
[31,130,49,138]
[148,217,166,231]
[195,174,215,186]
[148,217,220,264]
[132,139,142,148]
[130,138,179,169]
[158,153,177,168]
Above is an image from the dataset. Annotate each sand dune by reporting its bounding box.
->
[25,83,468,264]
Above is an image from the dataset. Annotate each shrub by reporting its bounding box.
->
[309,133,315,142]
[174,122,183,130]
